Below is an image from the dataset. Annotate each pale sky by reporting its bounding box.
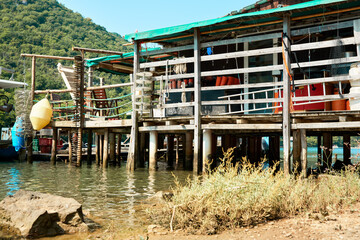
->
[57,0,254,36]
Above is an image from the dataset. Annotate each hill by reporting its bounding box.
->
[0,0,131,126]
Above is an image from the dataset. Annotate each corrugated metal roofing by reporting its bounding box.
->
[124,0,347,42]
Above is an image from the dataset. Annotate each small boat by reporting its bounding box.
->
[0,67,27,161]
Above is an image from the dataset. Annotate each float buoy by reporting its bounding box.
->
[30,98,53,130]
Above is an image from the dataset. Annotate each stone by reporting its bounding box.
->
[0,190,91,238]
[147,191,174,202]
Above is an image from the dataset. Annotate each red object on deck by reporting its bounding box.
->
[177,80,182,89]
[170,79,176,89]
[184,79,189,87]
[215,76,222,86]
[188,78,194,87]
[220,76,228,86]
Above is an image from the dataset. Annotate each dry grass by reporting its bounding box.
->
[150,148,360,234]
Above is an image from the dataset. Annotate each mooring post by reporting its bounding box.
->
[282,15,292,175]
[149,131,158,171]
[103,128,109,167]
[109,132,115,163]
[343,134,351,165]
[202,129,212,173]
[193,27,202,174]
[300,129,307,177]
[50,127,57,164]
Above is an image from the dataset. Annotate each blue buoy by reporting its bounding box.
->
[11,117,25,152]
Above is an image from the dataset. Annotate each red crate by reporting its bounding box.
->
[39,138,52,146]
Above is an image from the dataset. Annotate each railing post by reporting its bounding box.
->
[193,28,202,174]
[282,15,291,175]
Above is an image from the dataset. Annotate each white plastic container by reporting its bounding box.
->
[349,87,360,110]
[349,63,360,87]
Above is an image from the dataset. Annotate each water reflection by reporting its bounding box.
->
[0,162,192,229]
[6,167,20,196]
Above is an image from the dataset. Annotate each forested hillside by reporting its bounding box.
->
[0,0,131,126]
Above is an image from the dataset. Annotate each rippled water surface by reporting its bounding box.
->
[0,161,192,228]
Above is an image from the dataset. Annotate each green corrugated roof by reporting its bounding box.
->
[124,0,347,41]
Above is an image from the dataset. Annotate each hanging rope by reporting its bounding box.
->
[282,32,295,113]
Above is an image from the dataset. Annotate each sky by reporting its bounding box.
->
[57,0,254,37]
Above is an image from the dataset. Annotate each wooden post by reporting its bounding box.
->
[193,27,201,174]
[103,128,109,167]
[109,132,115,163]
[50,128,57,164]
[269,135,280,168]
[185,131,193,170]
[282,15,291,175]
[343,134,351,165]
[203,129,212,173]
[67,130,72,163]
[87,129,92,164]
[322,132,332,169]
[149,131,158,171]
[244,42,249,113]
[27,56,36,164]
[99,135,103,165]
[95,132,99,165]
[75,55,85,167]
[354,19,360,57]
[167,135,174,168]
[300,129,307,177]
[116,134,122,165]
[293,130,301,173]
[127,40,140,171]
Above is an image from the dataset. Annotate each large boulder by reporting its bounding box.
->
[0,190,89,238]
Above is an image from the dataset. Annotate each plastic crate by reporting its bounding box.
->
[39,138,52,146]
[40,146,51,153]
[32,139,39,152]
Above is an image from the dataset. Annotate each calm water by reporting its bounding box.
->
[0,161,192,228]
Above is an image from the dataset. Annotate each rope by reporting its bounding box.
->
[53,105,76,109]
[84,101,131,110]
[87,110,132,119]
[282,33,295,113]
[84,93,132,101]
[52,113,79,119]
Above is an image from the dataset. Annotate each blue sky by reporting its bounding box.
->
[58,0,254,37]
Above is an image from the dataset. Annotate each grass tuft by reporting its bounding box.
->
[150,148,360,234]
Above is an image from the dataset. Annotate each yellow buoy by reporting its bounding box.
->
[30,98,53,130]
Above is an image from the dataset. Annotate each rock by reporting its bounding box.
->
[147,191,174,202]
[0,190,92,238]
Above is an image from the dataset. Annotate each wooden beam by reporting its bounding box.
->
[202,124,282,130]
[72,47,124,55]
[282,15,291,175]
[21,54,74,61]
[51,128,57,164]
[35,89,74,94]
[85,83,133,91]
[103,128,109,167]
[293,130,301,173]
[139,124,194,132]
[109,132,115,163]
[193,28,201,174]
[149,131,158,171]
[87,129,92,164]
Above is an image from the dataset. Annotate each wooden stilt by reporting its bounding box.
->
[300,129,307,177]
[269,136,280,168]
[167,134,174,168]
[68,130,72,163]
[27,56,36,164]
[138,133,146,168]
[103,128,109,167]
[50,128,57,164]
[99,135,103,165]
[293,130,301,173]
[343,134,351,165]
[185,131,193,170]
[317,135,322,164]
[282,15,292,175]
[193,27,202,174]
[87,129,92,164]
[76,128,82,167]
[109,132,115,163]
[203,129,212,173]
[322,132,332,169]
[116,134,122,166]
[149,131,158,171]
[95,132,99,165]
